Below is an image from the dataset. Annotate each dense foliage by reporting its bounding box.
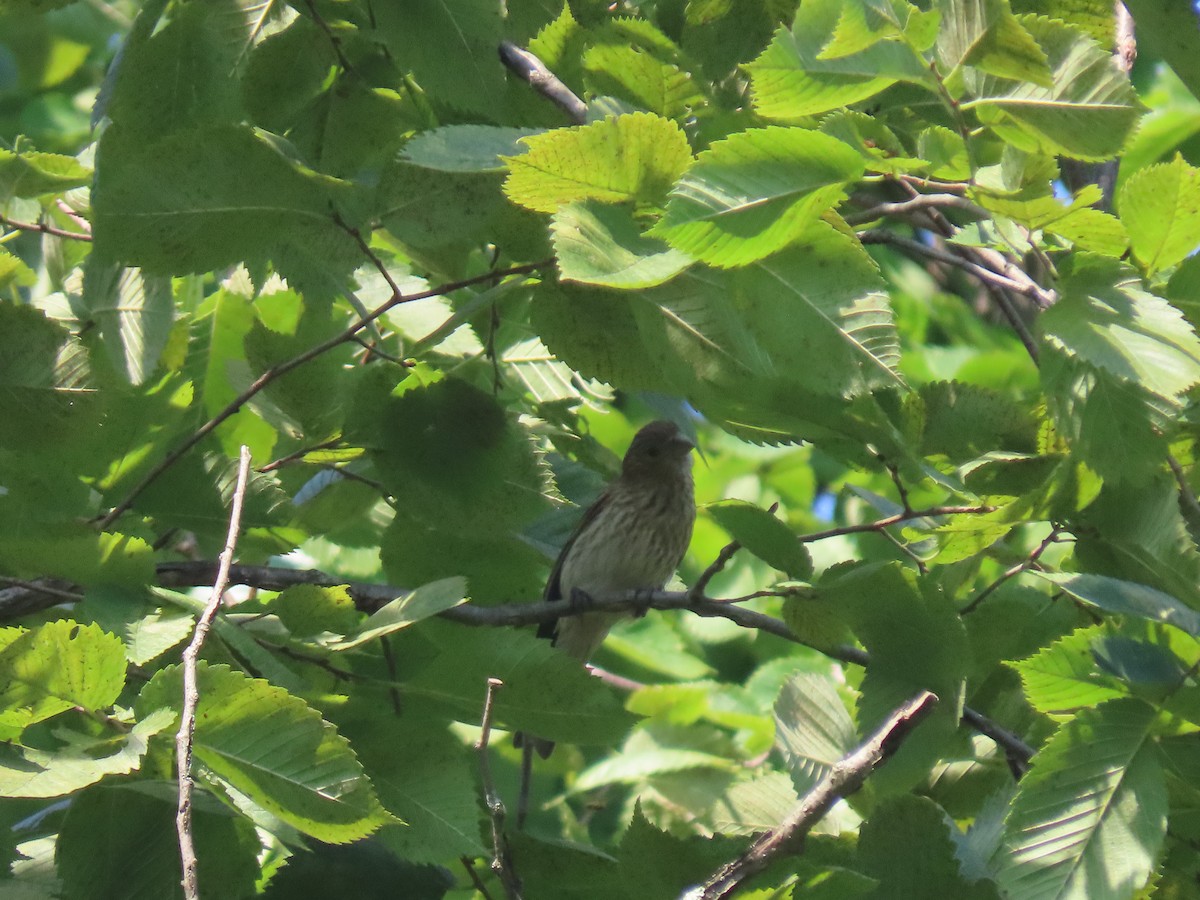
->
[2,0,1200,897]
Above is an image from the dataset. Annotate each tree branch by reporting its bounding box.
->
[176,446,252,900]
[858,230,1057,308]
[0,214,93,242]
[844,193,984,226]
[95,258,550,528]
[476,677,523,900]
[689,691,940,900]
[498,40,587,125]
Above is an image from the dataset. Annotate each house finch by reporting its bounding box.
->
[517,420,696,822]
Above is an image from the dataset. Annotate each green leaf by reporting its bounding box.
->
[994,698,1166,900]
[76,586,195,666]
[861,795,1000,898]
[1123,0,1200,106]
[137,663,394,843]
[936,0,1052,86]
[503,113,692,214]
[706,499,812,578]
[1038,572,1200,637]
[583,44,706,120]
[56,783,260,900]
[370,378,552,533]
[81,256,175,386]
[402,125,545,172]
[372,0,506,116]
[747,0,932,119]
[334,701,486,863]
[0,621,126,739]
[651,127,864,267]
[773,672,855,787]
[1010,624,1129,717]
[822,562,968,795]
[0,146,90,198]
[274,584,362,638]
[0,247,36,291]
[92,124,359,282]
[961,16,1144,161]
[407,626,635,746]
[552,201,693,288]
[325,578,467,650]
[0,709,173,799]
[1119,155,1200,276]
[918,381,1038,461]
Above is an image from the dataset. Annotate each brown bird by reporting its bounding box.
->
[517,419,697,824]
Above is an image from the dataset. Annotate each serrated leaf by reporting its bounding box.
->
[81,255,175,386]
[995,699,1166,900]
[1011,624,1129,717]
[773,672,855,787]
[937,0,1052,86]
[747,0,932,118]
[137,663,394,843]
[961,16,1143,161]
[583,44,705,119]
[0,621,126,739]
[651,127,864,267]
[56,782,260,900]
[1119,155,1200,276]
[553,201,693,288]
[0,709,173,798]
[0,146,91,198]
[707,499,811,577]
[503,113,692,213]
[77,586,195,666]
[862,795,1000,898]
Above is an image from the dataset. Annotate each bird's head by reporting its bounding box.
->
[620,420,696,481]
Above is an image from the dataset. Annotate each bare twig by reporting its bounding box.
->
[0,214,92,242]
[176,446,252,900]
[498,40,587,124]
[461,857,497,900]
[691,691,940,900]
[985,282,1041,362]
[858,230,1057,307]
[960,527,1062,615]
[690,503,779,600]
[797,504,993,543]
[960,706,1035,778]
[301,0,355,73]
[0,577,83,602]
[843,193,983,226]
[96,258,550,527]
[476,678,523,900]
[257,437,343,473]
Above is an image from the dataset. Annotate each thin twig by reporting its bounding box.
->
[461,857,497,900]
[692,691,940,900]
[797,504,993,543]
[843,193,983,226]
[95,258,550,527]
[0,577,83,602]
[691,502,780,599]
[858,230,1057,307]
[257,438,343,473]
[301,0,355,73]
[55,199,93,234]
[498,40,587,124]
[176,446,252,900]
[380,636,404,716]
[985,282,1041,362]
[476,678,523,900]
[960,527,1062,615]
[0,214,92,242]
[960,706,1035,778]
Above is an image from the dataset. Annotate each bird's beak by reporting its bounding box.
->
[671,433,696,456]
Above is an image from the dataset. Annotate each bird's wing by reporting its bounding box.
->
[538,487,611,639]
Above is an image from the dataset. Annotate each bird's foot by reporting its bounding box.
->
[568,587,595,611]
[632,588,653,619]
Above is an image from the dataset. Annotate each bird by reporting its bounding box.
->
[516,419,697,825]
